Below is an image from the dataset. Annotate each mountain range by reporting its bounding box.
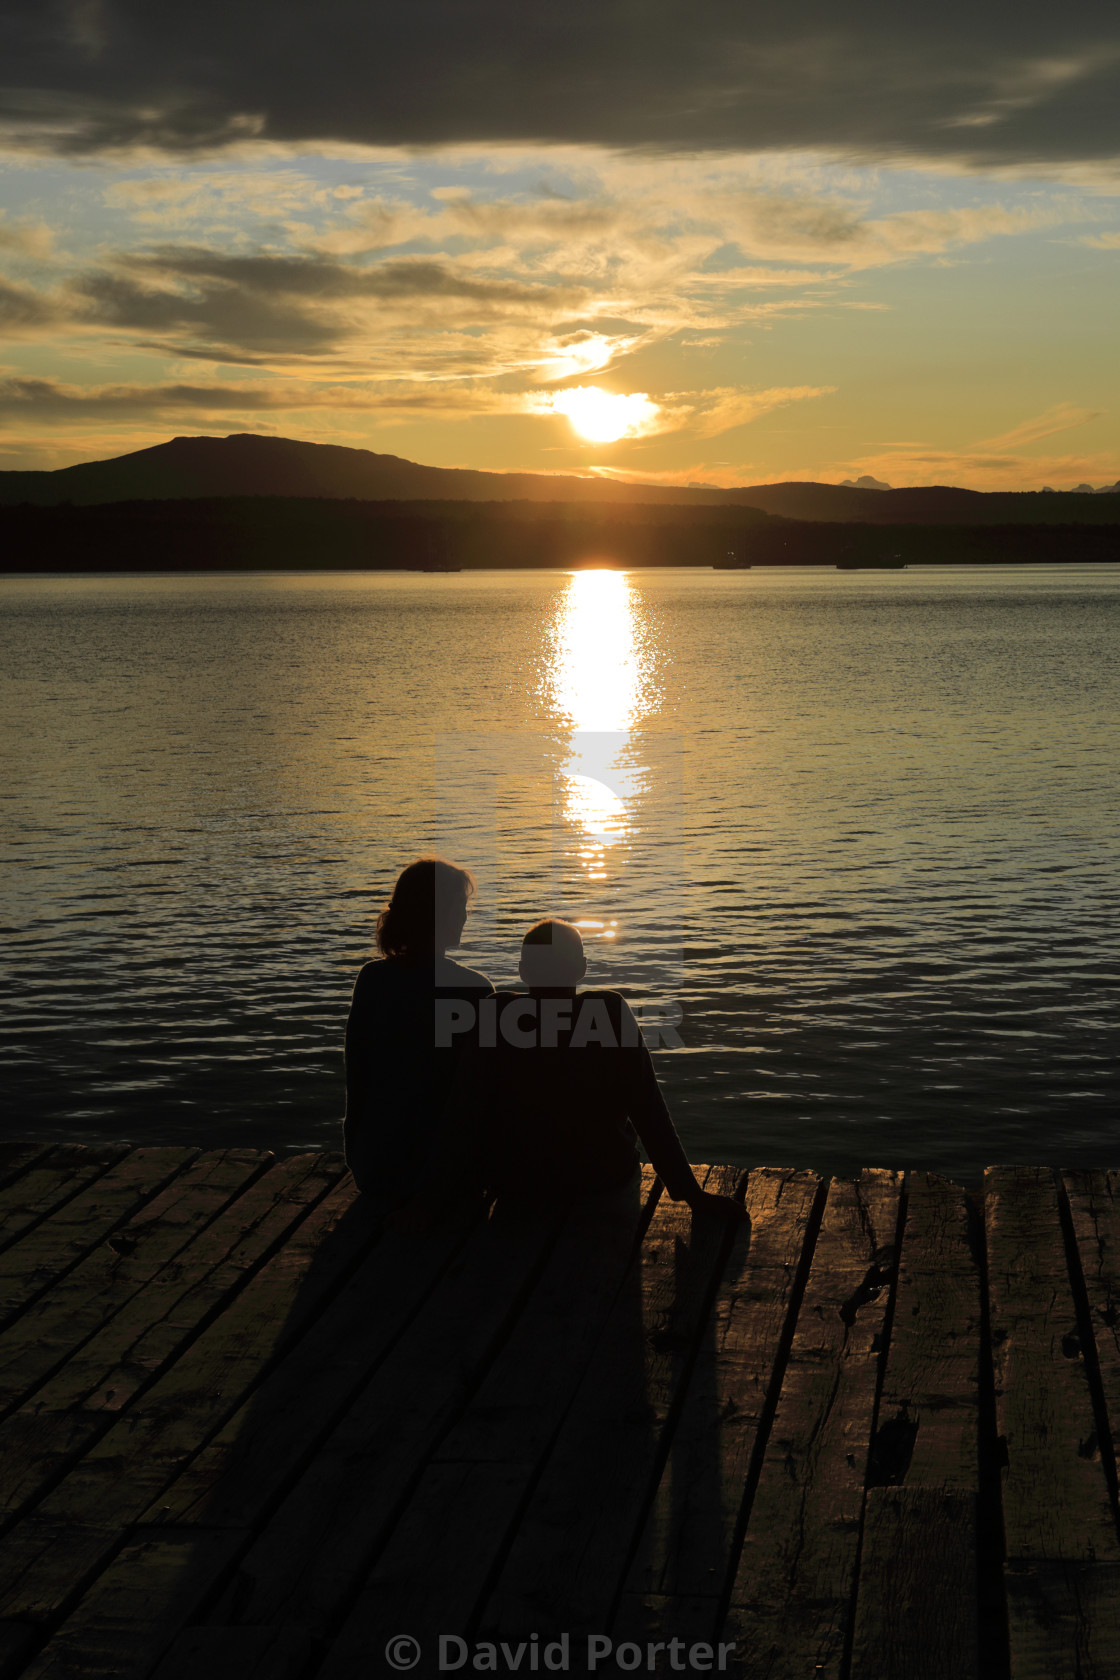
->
[2,433,1119,525]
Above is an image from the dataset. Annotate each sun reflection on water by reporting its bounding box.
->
[554,569,640,733]
[551,570,650,882]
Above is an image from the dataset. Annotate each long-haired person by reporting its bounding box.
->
[344,856,492,1208]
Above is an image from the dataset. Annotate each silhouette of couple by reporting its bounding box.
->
[344,857,744,1223]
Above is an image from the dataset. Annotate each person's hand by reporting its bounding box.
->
[689,1190,749,1221]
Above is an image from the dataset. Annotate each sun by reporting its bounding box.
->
[550,386,659,444]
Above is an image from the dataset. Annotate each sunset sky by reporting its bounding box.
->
[1,2,1118,488]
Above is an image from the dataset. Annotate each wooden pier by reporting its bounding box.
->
[0,1142,1119,1678]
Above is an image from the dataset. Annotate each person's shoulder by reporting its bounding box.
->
[577,987,629,1011]
[438,956,494,994]
[353,955,420,994]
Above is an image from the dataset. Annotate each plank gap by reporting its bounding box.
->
[839,1172,909,1680]
[601,1170,751,1633]
[972,1186,1012,1680]
[1056,1172,1120,1534]
[712,1168,830,1636]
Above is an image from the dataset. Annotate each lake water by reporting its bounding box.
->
[3,564,1118,1184]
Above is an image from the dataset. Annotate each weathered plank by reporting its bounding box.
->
[0,1163,376,1626]
[10,1154,1120,1680]
[0,1149,269,1418]
[1004,1561,1120,1680]
[720,1169,904,1680]
[0,1144,54,1196]
[0,1148,197,1332]
[990,1167,1120,1680]
[316,1168,662,1675]
[186,1189,570,1641]
[0,1189,489,1678]
[317,1462,528,1680]
[58,1153,349,1415]
[986,1166,1118,1565]
[621,1170,821,1607]
[140,1185,490,1533]
[151,1625,315,1680]
[476,1165,745,1642]
[611,1597,735,1671]
[0,1620,35,1674]
[1062,1170,1120,1440]
[14,1529,244,1680]
[0,1153,350,1528]
[0,1146,129,1257]
[848,1174,982,1680]
[851,1487,977,1680]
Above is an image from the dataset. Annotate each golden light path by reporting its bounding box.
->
[552,569,644,894]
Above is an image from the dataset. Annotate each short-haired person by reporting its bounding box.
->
[344,856,493,1209]
[447,919,744,1219]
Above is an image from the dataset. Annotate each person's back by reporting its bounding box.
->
[477,984,670,1197]
[344,858,492,1207]
[451,920,742,1220]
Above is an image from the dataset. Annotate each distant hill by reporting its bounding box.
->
[2,432,1119,525]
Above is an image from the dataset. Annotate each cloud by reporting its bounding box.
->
[0,159,1086,387]
[835,401,1114,488]
[0,373,606,425]
[0,371,837,450]
[101,169,338,228]
[975,402,1103,451]
[0,212,52,257]
[835,442,1120,491]
[1,5,1118,167]
[0,276,60,329]
[680,384,836,438]
[0,375,319,419]
[62,244,588,364]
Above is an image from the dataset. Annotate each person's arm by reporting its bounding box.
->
[342,967,380,1194]
[618,999,746,1221]
[343,968,373,1125]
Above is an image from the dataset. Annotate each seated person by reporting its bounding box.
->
[343,855,493,1209]
[445,918,744,1219]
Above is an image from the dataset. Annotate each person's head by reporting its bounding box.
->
[519,918,587,991]
[376,857,475,959]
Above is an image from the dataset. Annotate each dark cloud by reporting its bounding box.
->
[131,249,570,306]
[0,276,59,327]
[0,2,1117,164]
[72,267,344,355]
[64,247,581,361]
[0,374,522,420]
[0,375,292,417]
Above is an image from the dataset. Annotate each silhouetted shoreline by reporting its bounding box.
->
[2,496,1118,572]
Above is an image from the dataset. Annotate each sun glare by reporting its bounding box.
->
[550,386,659,444]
